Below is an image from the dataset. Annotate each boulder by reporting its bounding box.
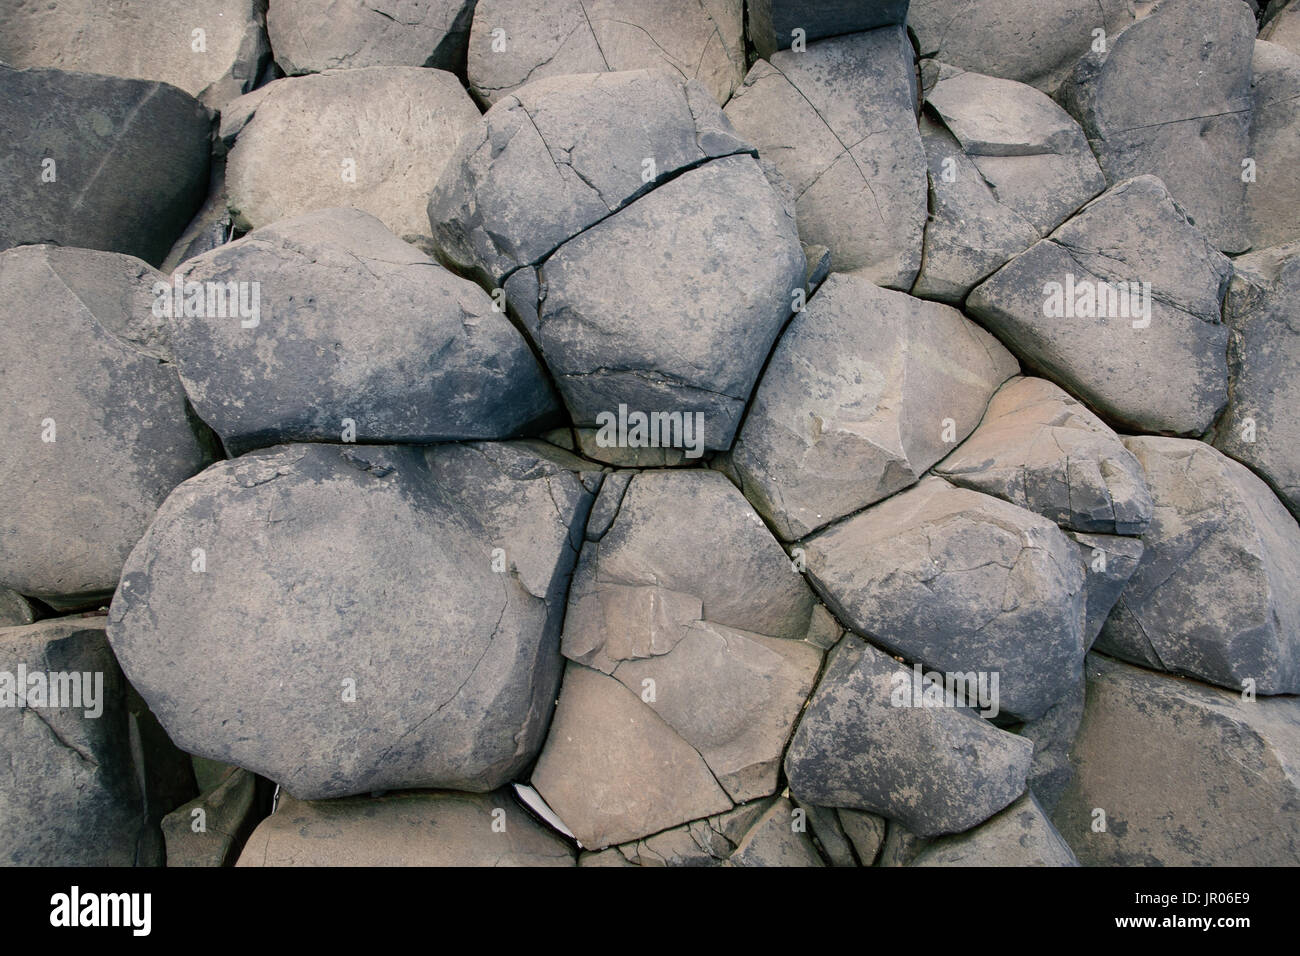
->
[728,797,825,867]
[107,441,594,799]
[1245,42,1300,250]
[1262,0,1300,54]
[269,0,476,74]
[1017,677,1085,813]
[747,0,909,59]
[162,767,261,867]
[728,273,1018,540]
[0,590,34,628]
[1066,532,1144,645]
[912,792,1079,866]
[836,809,887,866]
[1095,437,1300,695]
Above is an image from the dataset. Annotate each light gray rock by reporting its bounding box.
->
[237,790,575,866]
[801,478,1087,721]
[785,636,1034,836]
[1262,0,1300,54]
[967,175,1231,435]
[723,28,927,289]
[162,767,261,867]
[0,590,34,627]
[0,0,270,110]
[1095,437,1300,696]
[168,207,558,455]
[0,66,212,267]
[1216,242,1300,516]
[1066,532,1144,645]
[1057,0,1256,252]
[728,797,825,867]
[466,0,746,107]
[912,792,1079,866]
[747,0,909,59]
[935,376,1153,535]
[729,273,1018,541]
[795,801,856,866]
[836,809,887,865]
[269,0,476,74]
[1053,653,1300,866]
[107,442,594,799]
[0,246,212,606]
[1245,42,1300,250]
[1018,677,1085,813]
[222,67,480,242]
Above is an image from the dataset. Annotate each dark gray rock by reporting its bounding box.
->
[1066,532,1144,645]
[836,809,887,865]
[912,792,1079,866]
[162,767,261,867]
[728,797,825,866]
[747,0,909,59]
[0,589,34,627]
[1018,677,1085,813]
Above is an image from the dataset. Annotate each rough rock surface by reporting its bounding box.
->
[162,767,261,867]
[1018,677,1086,813]
[747,0,909,59]
[0,590,35,628]
[912,792,1079,866]
[1095,437,1300,696]
[1066,532,1144,645]
[108,442,594,799]
[728,273,1018,540]
[269,0,476,75]
[1245,41,1300,250]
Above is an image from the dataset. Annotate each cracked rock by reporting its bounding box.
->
[1095,437,1300,696]
[0,246,213,608]
[935,376,1153,535]
[1066,531,1144,645]
[912,792,1079,866]
[747,0,909,59]
[723,27,927,289]
[222,67,479,242]
[727,272,1019,541]
[107,441,595,799]
[168,207,559,455]
[162,767,262,867]
[785,636,1034,836]
[728,796,825,866]
[1245,41,1300,250]
[466,0,747,107]
[801,477,1087,721]
[968,175,1232,435]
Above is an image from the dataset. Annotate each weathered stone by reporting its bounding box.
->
[1053,654,1300,866]
[795,801,856,867]
[875,821,932,866]
[1095,437,1300,695]
[269,0,476,74]
[0,589,34,627]
[729,273,1018,540]
[108,442,593,799]
[0,66,211,267]
[1066,532,1144,645]
[1262,0,1300,55]
[1018,677,1085,813]
[913,792,1079,866]
[728,797,825,866]
[836,809,887,865]
[163,768,261,867]
[747,0,909,59]
[1245,42,1300,250]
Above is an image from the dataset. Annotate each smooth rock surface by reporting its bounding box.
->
[912,792,1079,866]
[269,0,476,74]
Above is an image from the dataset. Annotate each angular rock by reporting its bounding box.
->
[1066,532,1144,645]
[935,376,1153,535]
[1262,0,1300,55]
[0,589,34,628]
[1095,437,1300,695]
[801,478,1087,720]
[1017,677,1085,813]
[1216,243,1300,516]
[237,791,575,866]
[912,792,1079,866]
[168,207,558,454]
[1245,42,1300,250]
[0,246,211,606]
[467,0,746,107]
[162,768,261,867]
[968,175,1231,435]
[269,0,476,74]
[723,28,927,289]
[0,66,212,267]
[728,797,825,867]
[0,0,270,110]
[875,821,932,866]
[1057,0,1255,252]
[785,636,1034,836]
[1053,654,1300,865]
[728,273,1018,540]
[795,801,856,867]
[747,0,909,59]
[222,67,479,242]
[107,441,594,799]
[836,809,887,865]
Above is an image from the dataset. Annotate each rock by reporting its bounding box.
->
[913,792,1079,866]
[237,791,575,866]
[875,821,932,866]
[466,0,746,107]
[162,768,261,867]
[1053,654,1300,865]
[795,801,856,866]
[0,590,34,627]
[935,376,1153,535]
[107,441,594,799]
[747,1,910,59]
[967,176,1231,435]
[0,246,212,607]
[1262,0,1300,54]
[0,0,270,110]
[801,478,1087,721]
[1216,243,1300,516]
[531,663,734,849]
[728,797,825,867]
[269,0,476,74]
[728,273,1018,540]
[222,67,479,242]
[167,207,558,454]
[162,161,234,274]
[784,636,1034,836]
[910,0,1134,92]
[722,28,927,289]
[1245,42,1300,250]
[1057,0,1255,253]
[1017,677,1085,813]
[1,617,194,865]
[572,430,690,468]
[0,66,212,267]
[836,809,887,865]
[1095,437,1300,695]
[1066,532,1144,645]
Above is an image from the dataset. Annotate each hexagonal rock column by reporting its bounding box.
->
[107,441,596,799]
[746,0,909,60]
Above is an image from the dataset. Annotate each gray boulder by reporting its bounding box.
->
[0,590,34,627]
[1066,532,1144,645]
[1096,437,1300,696]
[0,66,211,267]
[935,376,1153,535]
[785,636,1033,836]
[1263,0,1300,54]
[801,478,1087,721]
[747,0,909,59]
[723,28,927,289]
[1017,677,1085,813]
[912,792,1079,866]
[836,809,887,865]
[0,246,211,607]
[968,175,1231,435]
[107,441,594,799]
[162,767,261,867]
[269,0,476,74]
[728,272,1018,540]
[1245,42,1300,250]
[1057,0,1256,252]
[728,797,825,867]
